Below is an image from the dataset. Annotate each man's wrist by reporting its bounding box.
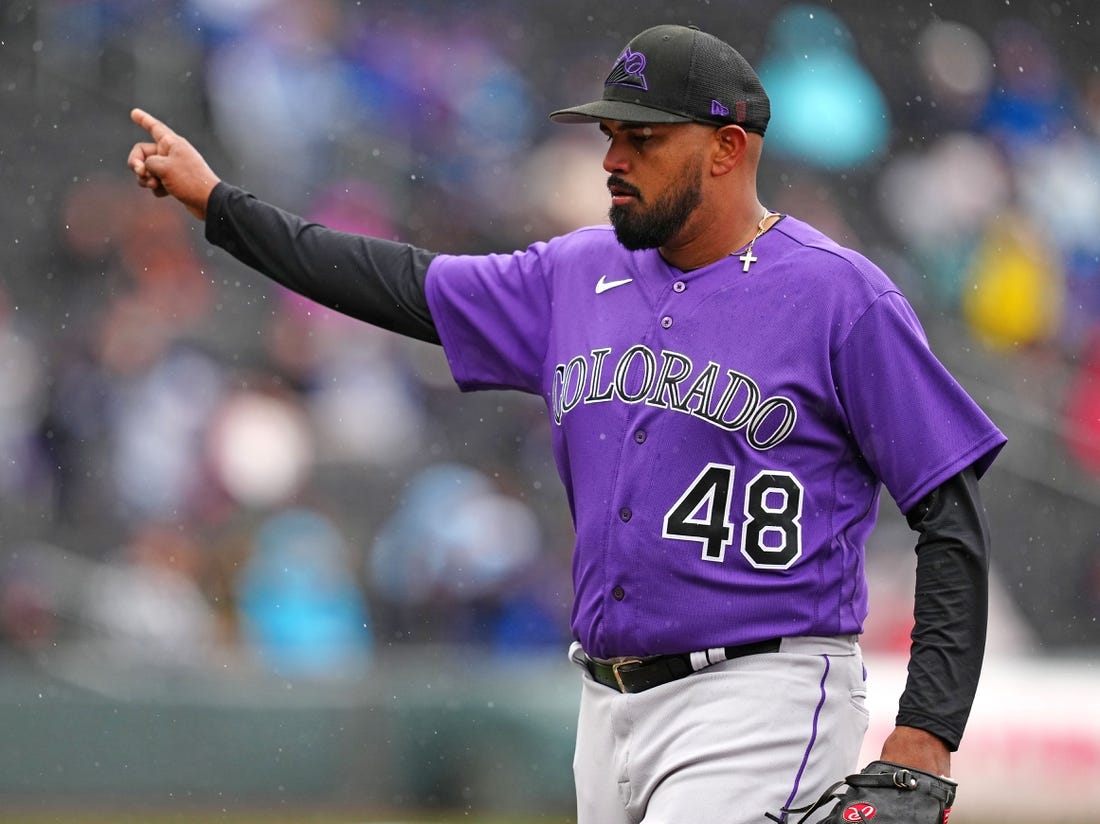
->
[880,725,952,777]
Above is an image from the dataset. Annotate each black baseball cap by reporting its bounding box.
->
[550,24,770,135]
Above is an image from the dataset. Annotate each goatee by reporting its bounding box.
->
[608,163,703,251]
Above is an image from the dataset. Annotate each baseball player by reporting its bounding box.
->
[128,24,1005,824]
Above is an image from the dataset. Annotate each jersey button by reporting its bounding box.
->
[612,586,625,601]
[661,316,673,329]
[634,429,647,444]
[619,507,632,522]
[673,281,686,293]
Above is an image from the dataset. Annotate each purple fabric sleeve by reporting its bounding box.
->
[426,242,556,395]
[832,292,1005,512]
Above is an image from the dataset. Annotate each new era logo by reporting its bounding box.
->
[710,99,729,117]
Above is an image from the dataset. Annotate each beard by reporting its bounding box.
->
[608,158,704,251]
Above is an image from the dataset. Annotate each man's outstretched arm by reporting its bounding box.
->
[127,109,439,342]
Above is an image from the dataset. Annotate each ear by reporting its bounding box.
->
[711,124,749,176]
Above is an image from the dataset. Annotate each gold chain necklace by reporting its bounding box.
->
[738,207,775,273]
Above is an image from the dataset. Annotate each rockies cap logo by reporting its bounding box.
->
[605,47,648,91]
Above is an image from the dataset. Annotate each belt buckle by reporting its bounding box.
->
[611,658,644,692]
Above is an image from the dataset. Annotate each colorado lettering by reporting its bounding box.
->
[552,345,797,450]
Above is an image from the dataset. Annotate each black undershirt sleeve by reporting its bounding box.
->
[896,464,991,751]
[204,182,441,344]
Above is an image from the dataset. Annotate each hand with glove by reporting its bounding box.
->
[768,761,957,824]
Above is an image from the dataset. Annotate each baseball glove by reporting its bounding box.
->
[766,760,957,823]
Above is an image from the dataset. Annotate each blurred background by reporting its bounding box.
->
[0,0,1099,821]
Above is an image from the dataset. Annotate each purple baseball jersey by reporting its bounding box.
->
[425,216,1005,659]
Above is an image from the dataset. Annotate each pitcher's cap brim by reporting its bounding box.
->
[549,100,695,125]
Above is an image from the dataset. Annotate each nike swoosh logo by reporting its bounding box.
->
[595,275,634,294]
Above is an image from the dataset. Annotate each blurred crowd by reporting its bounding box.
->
[0,0,1098,677]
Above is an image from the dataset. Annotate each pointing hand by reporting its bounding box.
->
[127,108,220,220]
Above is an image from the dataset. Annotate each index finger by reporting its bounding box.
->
[130,108,175,143]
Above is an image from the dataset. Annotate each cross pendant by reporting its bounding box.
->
[739,249,758,273]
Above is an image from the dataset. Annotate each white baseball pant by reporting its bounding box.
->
[570,635,869,824]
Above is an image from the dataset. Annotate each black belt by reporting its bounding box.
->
[585,638,783,694]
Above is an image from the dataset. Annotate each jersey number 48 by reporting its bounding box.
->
[662,462,803,568]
